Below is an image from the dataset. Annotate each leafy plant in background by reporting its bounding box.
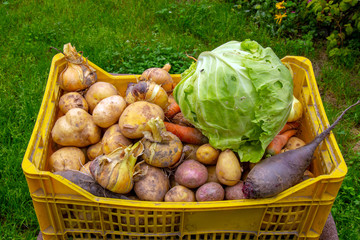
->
[233,0,360,70]
[232,0,317,56]
[307,0,360,68]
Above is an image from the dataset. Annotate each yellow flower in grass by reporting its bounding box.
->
[276,1,286,9]
[274,12,287,24]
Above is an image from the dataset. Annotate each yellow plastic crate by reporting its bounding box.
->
[22,53,347,240]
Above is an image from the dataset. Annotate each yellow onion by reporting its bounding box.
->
[125,81,168,110]
[139,64,174,93]
[287,95,303,122]
[141,117,183,168]
[90,142,144,194]
[58,43,97,92]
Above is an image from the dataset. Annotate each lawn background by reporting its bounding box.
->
[0,0,359,239]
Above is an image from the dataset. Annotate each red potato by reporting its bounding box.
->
[174,159,208,189]
[225,181,246,200]
[195,182,224,202]
[243,100,360,199]
[164,185,196,202]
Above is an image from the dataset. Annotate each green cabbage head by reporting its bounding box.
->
[173,40,293,163]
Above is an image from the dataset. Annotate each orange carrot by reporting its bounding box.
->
[279,121,300,134]
[266,129,298,156]
[164,122,208,145]
[165,100,181,119]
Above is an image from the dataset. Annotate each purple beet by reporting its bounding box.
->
[243,99,360,199]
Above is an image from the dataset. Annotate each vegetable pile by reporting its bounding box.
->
[49,42,358,204]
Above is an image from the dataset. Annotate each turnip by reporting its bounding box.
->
[243,100,360,199]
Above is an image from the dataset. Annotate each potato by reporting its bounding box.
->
[49,147,85,172]
[164,185,195,202]
[59,92,88,114]
[196,143,220,165]
[51,108,101,147]
[225,181,246,200]
[216,149,242,186]
[92,95,127,128]
[102,124,132,155]
[174,159,208,189]
[285,136,306,150]
[206,165,220,183]
[134,163,170,201]
[119,101,164,139]
[87,142,103,161]
[85,82,118,113]
[79,161,92,175]
[195,182,224,202]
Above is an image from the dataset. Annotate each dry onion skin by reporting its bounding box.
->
[79,161,93,175]
[85,82,119,113]
[125,81,168,110]
[59,92,89,114]
[141,117,183,168]
[58,43,97,92]
[139,64,174,93]
[51,108,101,147]
[90,142,144,194]
[49,147,86,172]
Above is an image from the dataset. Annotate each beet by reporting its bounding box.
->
[243,100,360,199]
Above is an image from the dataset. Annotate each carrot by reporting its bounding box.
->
[164,122,208,145]
[266,129,298,156]
[279,121,300,134]
[165,100,181,119]
[243,99,360,199]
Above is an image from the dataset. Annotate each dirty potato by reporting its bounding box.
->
[49,147,86,172]
[134,163,170,201]
[102,124,132,155]
[51,108,101,147]
[92,95,127,128]
[59,92,89,114]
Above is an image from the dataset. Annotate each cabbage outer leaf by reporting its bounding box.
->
[174,40,293,163]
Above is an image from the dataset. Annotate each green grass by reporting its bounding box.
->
[0,0,359,239]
